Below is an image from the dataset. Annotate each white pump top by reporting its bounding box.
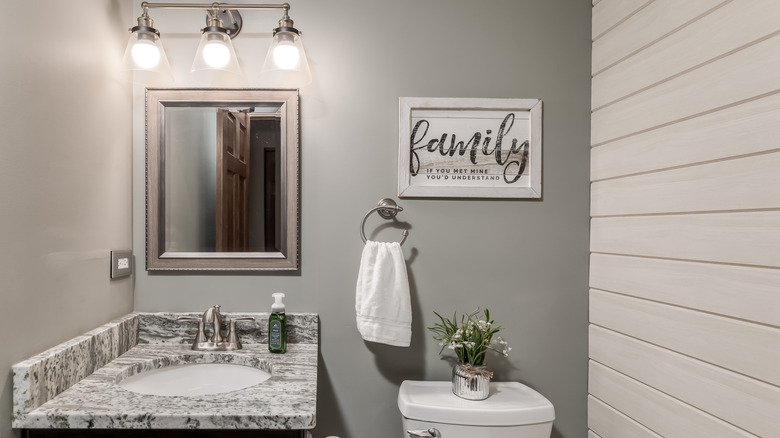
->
[271,293,286,313]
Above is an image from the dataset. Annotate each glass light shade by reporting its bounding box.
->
[191,28,241,74]
[121,27,172,77]
[261,29,311,87]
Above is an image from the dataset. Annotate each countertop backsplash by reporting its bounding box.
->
[138,312,319,345]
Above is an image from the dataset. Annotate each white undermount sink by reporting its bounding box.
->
[118,363,271,397]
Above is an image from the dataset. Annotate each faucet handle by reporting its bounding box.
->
[177,316,207,346]
[408,429,441,438]
[227,317,255,350]
[177,316,199,322]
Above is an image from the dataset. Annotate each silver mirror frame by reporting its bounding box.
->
[145,88,299,271]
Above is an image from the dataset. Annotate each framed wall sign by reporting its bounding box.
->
[398,97,542,199]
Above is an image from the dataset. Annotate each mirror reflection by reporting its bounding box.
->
[146,89,299,271]
[164,106,282,253]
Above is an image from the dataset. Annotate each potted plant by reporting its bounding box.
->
[428,308,511,400]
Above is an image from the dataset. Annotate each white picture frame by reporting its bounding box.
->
[398,97,542,199]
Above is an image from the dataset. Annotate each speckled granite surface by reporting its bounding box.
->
[13,312,318,430]
[12,314,139,420]
[138,312,319,345]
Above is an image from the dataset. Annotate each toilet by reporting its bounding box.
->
[398,380,555,438]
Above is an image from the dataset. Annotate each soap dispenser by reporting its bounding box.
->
[269,293,287,353]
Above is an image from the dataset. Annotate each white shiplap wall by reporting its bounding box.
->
[589,1,780,437]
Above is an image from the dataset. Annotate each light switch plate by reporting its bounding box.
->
[111,250,133,279]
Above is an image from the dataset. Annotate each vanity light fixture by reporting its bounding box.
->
[120,5,172,76]
[122,2,311,85]
[191,6,241,74]
[260,8,310,85]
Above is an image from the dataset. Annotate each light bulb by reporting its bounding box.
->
[273,42,300,70]
[202,41,231,68]
[260,27,311,86]
[131,39,161,69]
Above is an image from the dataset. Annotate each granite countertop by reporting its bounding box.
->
[13,312,318,430]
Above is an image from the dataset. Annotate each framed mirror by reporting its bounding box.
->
[146,88,299,271]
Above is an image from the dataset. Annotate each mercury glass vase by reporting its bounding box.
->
[452,363,491,400]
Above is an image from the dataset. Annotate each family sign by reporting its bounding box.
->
[398,97,542,198]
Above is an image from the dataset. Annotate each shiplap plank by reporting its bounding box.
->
[591,325,780,437]
[592,0,726,74]
[592,33,780,145]
[589,361,757,437]
[588,396,662,438]
[590,254,780,327]
[591,212,780,267]
[590,290,780,387]
[591,152,780,216]
[593,0,780,109]
[592,0,652,42]
[591,93,780,180]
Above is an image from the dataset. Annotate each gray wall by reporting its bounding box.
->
[132,1,591,437]
[0,1,134,437]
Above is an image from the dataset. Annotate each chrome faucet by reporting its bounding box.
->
[177,305,254,351]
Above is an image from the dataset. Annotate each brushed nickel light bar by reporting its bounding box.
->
[121,1,311,85]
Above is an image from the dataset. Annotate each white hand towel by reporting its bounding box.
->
[355,241,411,347]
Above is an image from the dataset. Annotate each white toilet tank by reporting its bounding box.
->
[398,380,555,438]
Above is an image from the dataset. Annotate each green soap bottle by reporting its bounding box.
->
[269,293,287,353]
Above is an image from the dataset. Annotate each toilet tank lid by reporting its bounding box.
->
[398,381,555,426]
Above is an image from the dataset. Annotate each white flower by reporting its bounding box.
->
[448,341,463,350]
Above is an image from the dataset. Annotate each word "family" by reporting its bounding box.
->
[409,113,529,184]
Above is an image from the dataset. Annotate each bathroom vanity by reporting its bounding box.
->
[12,312,318,437]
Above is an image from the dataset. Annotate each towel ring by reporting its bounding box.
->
[360,198,409,245]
